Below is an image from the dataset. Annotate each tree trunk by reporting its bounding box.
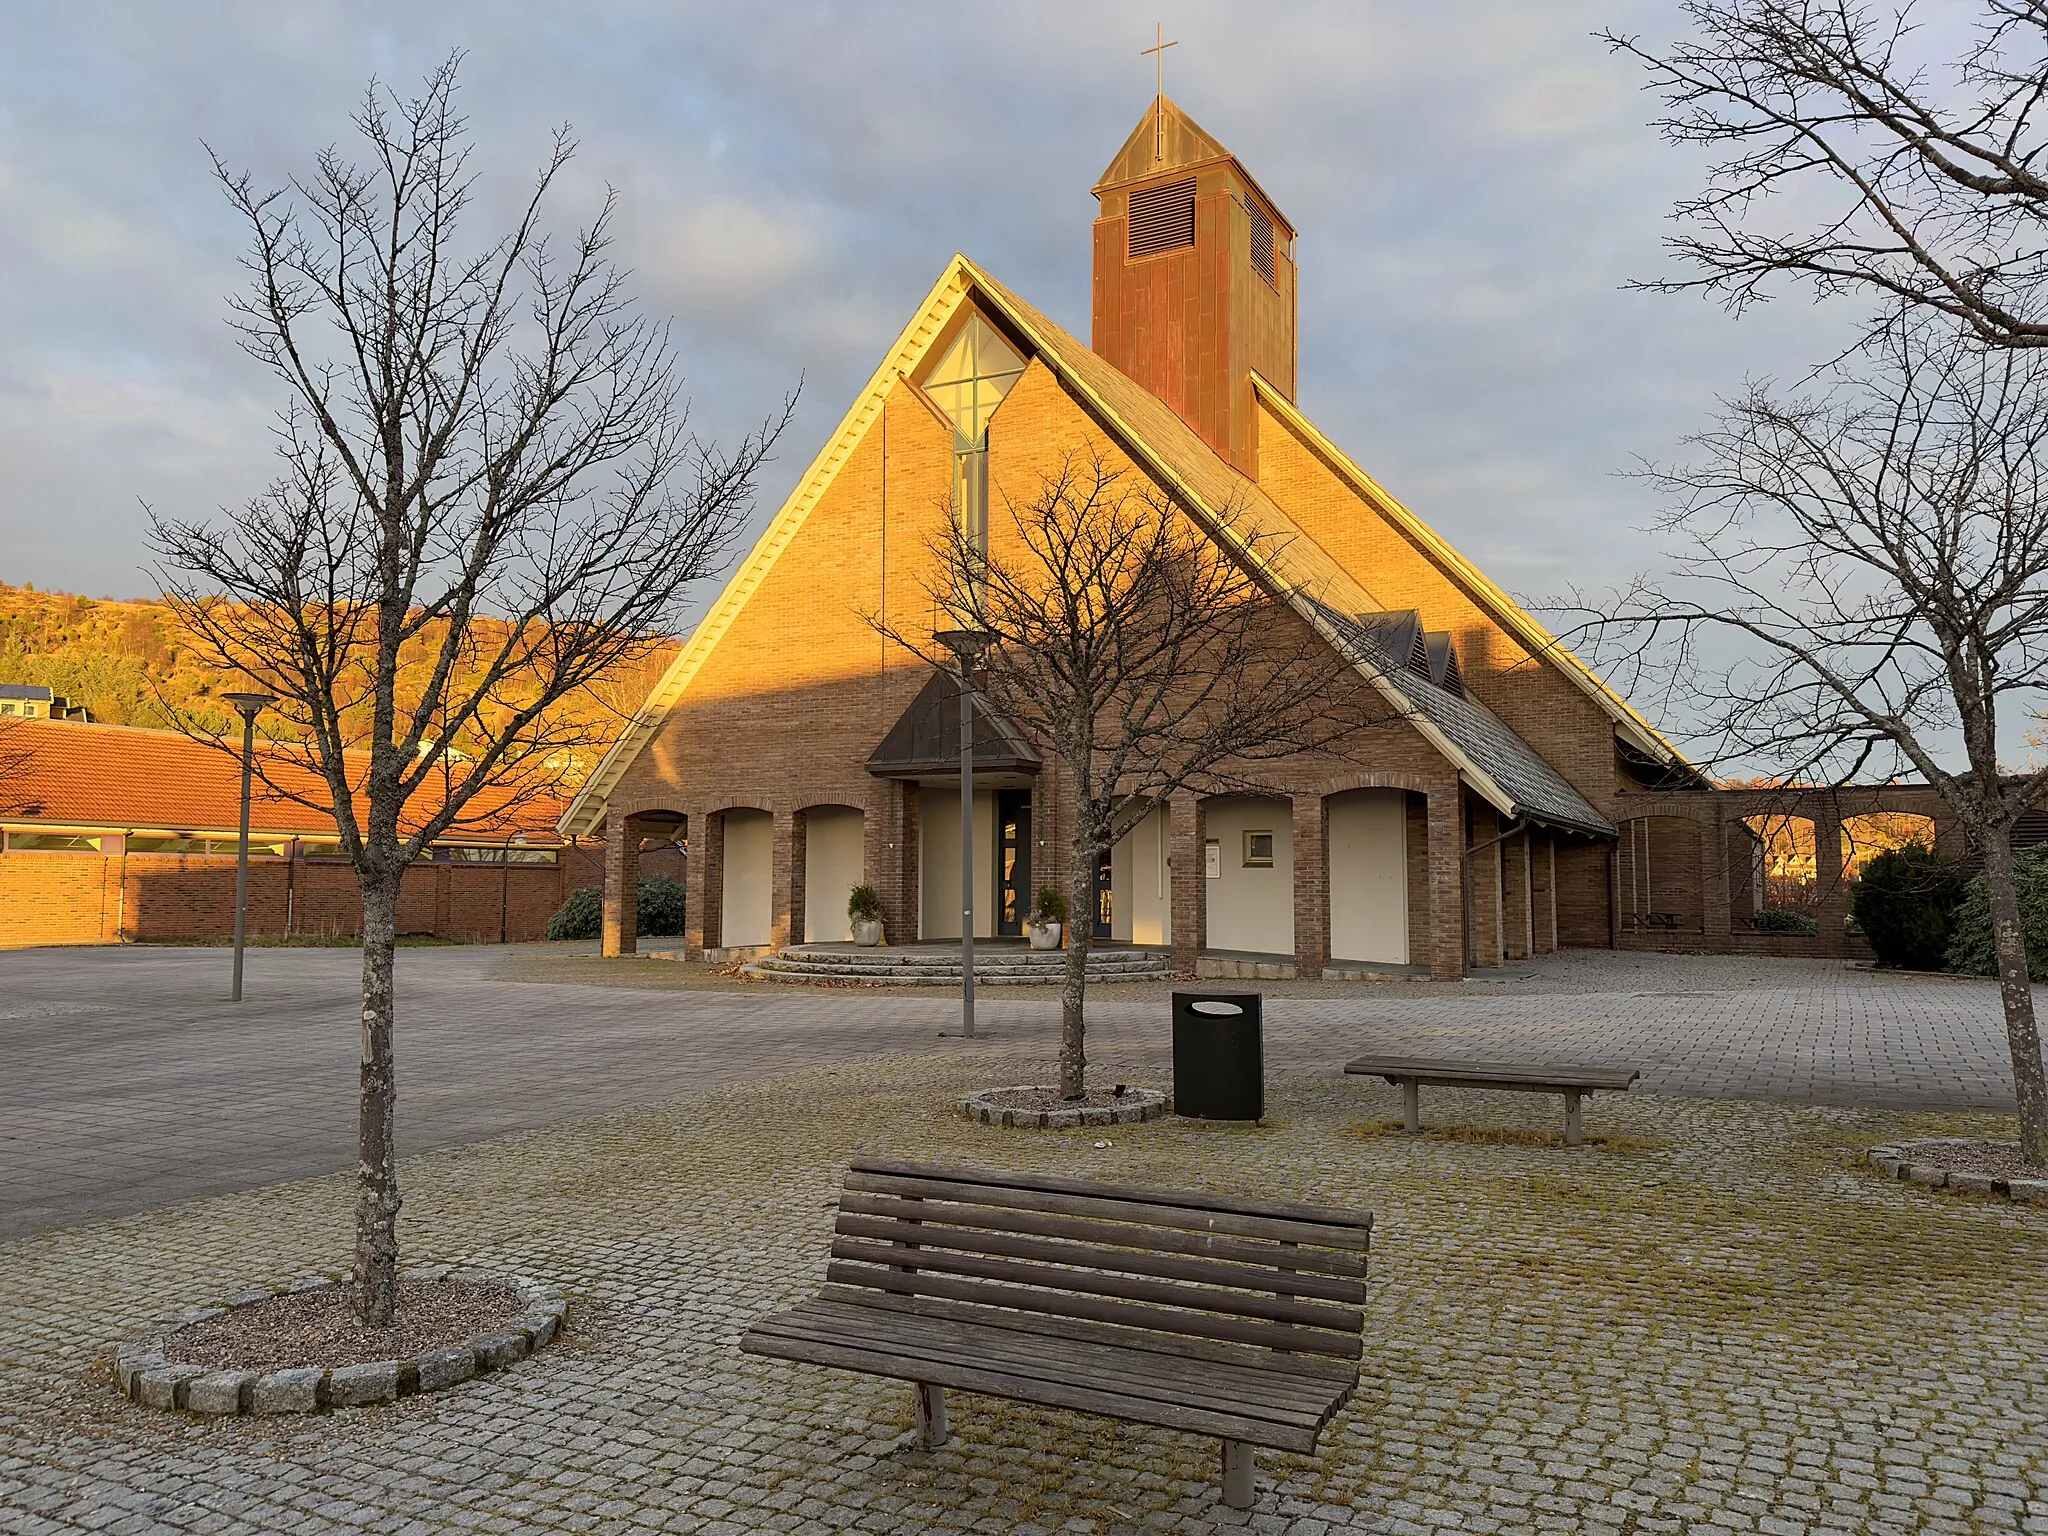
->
[352,873,404,1325]
[1980,833,2048,1166]
[1059,830,1096,1101]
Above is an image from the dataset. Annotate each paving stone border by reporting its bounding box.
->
[1867,1139,2048,1203]
[112,1266,566,1417]
[959,1085,1168,1129]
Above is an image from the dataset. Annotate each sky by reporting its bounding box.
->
[0,0,1865,622]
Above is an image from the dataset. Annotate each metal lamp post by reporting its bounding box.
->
[934,629,995,1039]
[223,691,276,1002]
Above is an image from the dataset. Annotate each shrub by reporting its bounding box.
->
[545,876,686,941]
[1033,886,1068,924]
[547,886,602,940]
[1945,847,2048,979]
[847,884,884,922]
[1752,906,1818,934]
[638,875,686,936]
[1849,843,1968,970]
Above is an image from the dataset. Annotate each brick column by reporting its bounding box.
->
[901,785,922,942]
[1702,802,1732,942]
[1467,801,1504,969]
[773,807,804,948]
[1529,832,1557,955]
[1292,794,1327,980]
[865,782,907,945]
[1814,807,1848,958]
[1426,785,1464,981]
[685,810,725,960]
[1170,792,1206,973]
[1502,829,1532,961]
[602,813,640,958]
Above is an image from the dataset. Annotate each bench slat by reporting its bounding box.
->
[753,1301,1340,1426]
[846,1171,1372,1253]
[1342,1057,1641,1091]
[817,1284,1363,1385]
[835,1213,1368,1305]
[851,1156,1373,1234]
[839,1192,1368,1280]
[825,1262,1365,1360]
[741,1323,1329,1453]
[830,1238,1363,1332]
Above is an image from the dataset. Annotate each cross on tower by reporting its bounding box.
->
[1141,22,1179,163]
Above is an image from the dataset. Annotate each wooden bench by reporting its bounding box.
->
[1343,1055,1641,1145]
[739,1156,1373,1510]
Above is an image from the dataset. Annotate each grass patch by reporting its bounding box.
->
[1343,1117,1668,1153]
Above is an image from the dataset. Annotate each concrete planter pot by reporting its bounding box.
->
[1027,920,1063,951]
[851,918,884,947]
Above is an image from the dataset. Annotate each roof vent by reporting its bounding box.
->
[1129,178,1197,260]
[1350,611,1427,674]
[1424,633,1464,697]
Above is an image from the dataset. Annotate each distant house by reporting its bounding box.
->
[0,718,634,948]
[0,683,92,722]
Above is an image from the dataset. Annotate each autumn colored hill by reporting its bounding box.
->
[0,581,677,788]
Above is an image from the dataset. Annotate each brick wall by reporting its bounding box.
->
[0,848,598,948]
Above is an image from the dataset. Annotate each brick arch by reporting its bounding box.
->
[1617,814,1706,935]
[1304,770,1442,801]
[699,796,773,816]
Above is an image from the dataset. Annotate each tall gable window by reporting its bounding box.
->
[1129,177,1196,259]
[923,313,1026,452]
[921,311,1026,558]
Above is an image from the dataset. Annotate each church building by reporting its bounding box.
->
[557,96,1695,979]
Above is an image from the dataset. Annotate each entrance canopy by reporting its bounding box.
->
[866,669,1042,779]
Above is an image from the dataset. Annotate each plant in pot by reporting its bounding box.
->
[847,884,885,947]
[1027,886,1067,951]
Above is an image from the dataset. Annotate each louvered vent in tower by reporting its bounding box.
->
[1128,178,1197,259]
[1246,196,1274,284]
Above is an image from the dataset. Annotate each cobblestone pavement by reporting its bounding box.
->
[0,944,2029,1240]
[0,1048,2041,1534]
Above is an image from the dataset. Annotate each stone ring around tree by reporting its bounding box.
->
[113,1266,567,1416]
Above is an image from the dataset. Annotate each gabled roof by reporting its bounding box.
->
[1249,374,1690,771]
[867,669,1042,779]
[558,253,1624,839]
[1093,95,1296,236]
[2,718,564,840]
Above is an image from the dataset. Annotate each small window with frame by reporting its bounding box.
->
[1242,830,1275,868]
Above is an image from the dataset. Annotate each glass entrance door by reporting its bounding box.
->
[996,790,1031,936]
[1094,847,1113,939]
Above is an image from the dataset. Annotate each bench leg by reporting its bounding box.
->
[1221,1438,1256,1509]
[1564,1089,1583,1147]
[914,1382,949,1449]
[1402,1080,1421,1134]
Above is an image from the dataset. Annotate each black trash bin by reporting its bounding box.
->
[1171,991,1263,1121]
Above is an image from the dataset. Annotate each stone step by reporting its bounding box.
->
[742,945,1176,986]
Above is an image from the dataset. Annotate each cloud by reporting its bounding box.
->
[0,0,1868,632]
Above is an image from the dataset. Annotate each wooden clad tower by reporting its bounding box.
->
[1091,96,1299,476]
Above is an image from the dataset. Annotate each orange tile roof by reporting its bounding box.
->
[0,719,567,841]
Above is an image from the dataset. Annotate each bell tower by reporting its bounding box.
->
[1091,96,1298,476]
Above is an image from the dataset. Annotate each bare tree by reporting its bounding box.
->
[1605,1,2048,346]
[880,453,1375,1100]
[1569,317,2048,1164]
[154,59,787,1323]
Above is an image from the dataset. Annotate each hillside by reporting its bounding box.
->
[0,582,677,787]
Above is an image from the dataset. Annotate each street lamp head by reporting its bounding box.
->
[933,629,996,668]
[223,690,276,720]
